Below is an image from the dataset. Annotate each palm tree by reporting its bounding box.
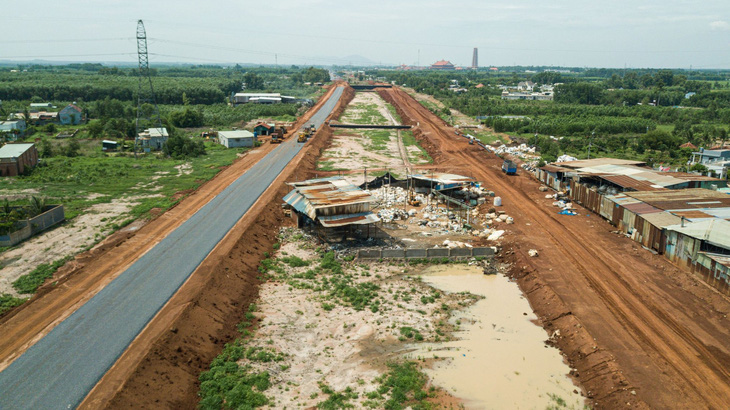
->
[27,196,46,217]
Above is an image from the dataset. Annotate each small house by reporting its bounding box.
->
[138,127,169,151]
[218,130,256,148]
[253,123,275,136]
[30,102,53,109]
[59,104,83,125]
[0,143,39,176]
[0,120,27,139]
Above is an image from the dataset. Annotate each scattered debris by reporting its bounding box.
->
[528,249,539,257]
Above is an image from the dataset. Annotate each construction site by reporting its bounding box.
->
[0,81,729,409]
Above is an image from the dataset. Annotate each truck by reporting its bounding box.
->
[501,160,517,175]
[271,134,282,144]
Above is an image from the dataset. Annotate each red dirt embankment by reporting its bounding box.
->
[379,86,730,410]
[79,85,356,409]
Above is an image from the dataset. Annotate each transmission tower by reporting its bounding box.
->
[135,19,164,157]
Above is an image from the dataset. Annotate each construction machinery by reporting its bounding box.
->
[408,191,421,206]
[297,132,307,143]
[271,134,282,144]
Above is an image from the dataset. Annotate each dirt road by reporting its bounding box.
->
[379,87,730,409]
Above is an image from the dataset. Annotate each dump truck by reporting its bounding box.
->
[501,160,517,175]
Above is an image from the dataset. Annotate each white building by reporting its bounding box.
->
[218,130,257,148]
[232,93,299,105]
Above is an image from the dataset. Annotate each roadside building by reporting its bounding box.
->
[283,176,380,240]
[689,148,730,179]
[218,130,257,148]
[0,143,39,176]
[430,60,455,70]
[0,120,26,140]
[253,123,275,136]
[137,127,169,151]
[59,104,83,125]
[665,219,730,295]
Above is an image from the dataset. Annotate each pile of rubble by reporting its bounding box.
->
[489,143,537,159]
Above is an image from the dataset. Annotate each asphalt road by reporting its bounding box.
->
[0,86,344,410]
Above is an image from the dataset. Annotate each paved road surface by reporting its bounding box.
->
[0,86,344,410]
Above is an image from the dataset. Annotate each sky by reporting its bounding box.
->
[1,0,729,69]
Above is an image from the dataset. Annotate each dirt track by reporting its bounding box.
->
[379,87,730,409]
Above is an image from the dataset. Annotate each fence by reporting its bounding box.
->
[0,205,65,247]
[355,246,495,260]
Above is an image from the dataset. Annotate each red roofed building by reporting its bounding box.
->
[679,142,697,150]
[430,60,455,70]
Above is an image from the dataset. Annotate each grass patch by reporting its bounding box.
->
[280,255,310,267]
[317,383,358,409]
[5,140,244,221]
[0,294,27,316]
[376,361,433,410]
[363,129,393,152]
[401,131,432,164]
[12,256,73,294]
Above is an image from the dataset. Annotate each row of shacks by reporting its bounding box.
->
[282,173,477,241]
[536,158,730,295]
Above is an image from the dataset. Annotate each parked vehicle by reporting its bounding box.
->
[502,160,517,175]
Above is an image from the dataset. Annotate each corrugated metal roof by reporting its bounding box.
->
[641,212,682,228]
[700,252,730,268]
[557,158,646,169]
[219,130,255,139]
[284,177,379,225]
[0,143,34,158]
[625,189,730,211]
[599,174,666,191]
[622,202,663,215]
[672,210,716,220]
[540,165,572,173]
[665,219,730,249]
[408,172,474,185]
[319,212,380,227]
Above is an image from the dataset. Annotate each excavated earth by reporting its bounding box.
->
[378,86,730,410]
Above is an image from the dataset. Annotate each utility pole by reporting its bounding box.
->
[135,20,163,159]
[588,131,594,159]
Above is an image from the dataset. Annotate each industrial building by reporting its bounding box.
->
[218,130,257,148]
[232,93,298,105]
[283,177,380,240]
[0,143,38,177]
[408,172,474,192]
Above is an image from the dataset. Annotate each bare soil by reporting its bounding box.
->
[0,195,158,296]
[378,86,730,409]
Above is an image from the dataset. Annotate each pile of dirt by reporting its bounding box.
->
[90,84,357,409]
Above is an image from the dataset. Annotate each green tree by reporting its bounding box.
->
[243,72,264,90]
[163,134,206,159]
[62,140,81,157]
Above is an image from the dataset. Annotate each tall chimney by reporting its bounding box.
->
[471,48,478,70]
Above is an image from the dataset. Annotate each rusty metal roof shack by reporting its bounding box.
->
[283,177,380,227]
[408,173,475,191]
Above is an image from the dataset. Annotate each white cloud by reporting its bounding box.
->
[710,20,730,30]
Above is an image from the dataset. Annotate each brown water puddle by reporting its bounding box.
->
[411,265,585,409]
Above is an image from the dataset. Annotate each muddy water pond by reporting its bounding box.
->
[412,265,584,409]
